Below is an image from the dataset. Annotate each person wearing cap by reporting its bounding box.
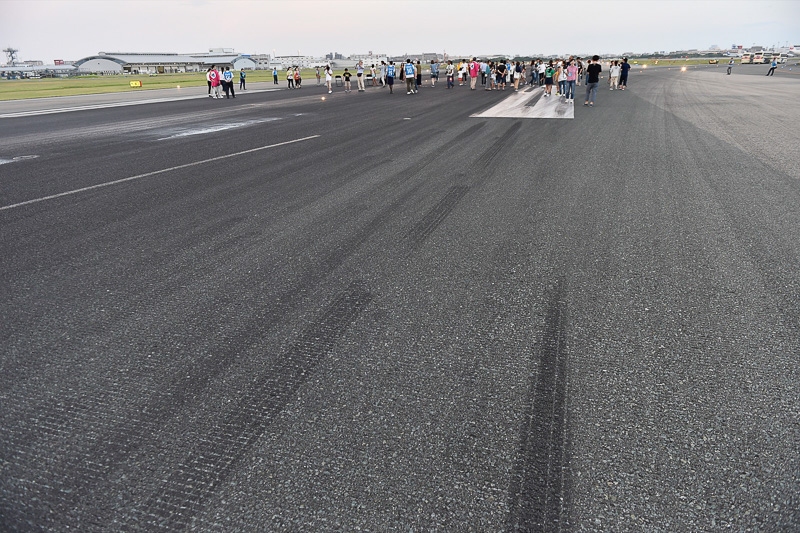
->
[239,68,246,90]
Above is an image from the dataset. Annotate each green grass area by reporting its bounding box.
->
[0,69,344,101]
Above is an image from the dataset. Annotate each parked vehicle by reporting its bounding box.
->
[741,53,753,64]
[752,53,766,64]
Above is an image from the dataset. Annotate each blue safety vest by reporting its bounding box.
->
[387,65,395,77]
[404,63,415,77]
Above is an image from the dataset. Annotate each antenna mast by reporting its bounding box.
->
[3,47,19,66]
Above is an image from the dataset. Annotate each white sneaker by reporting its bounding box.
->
[328,90,332,94]
[407,91,411,94]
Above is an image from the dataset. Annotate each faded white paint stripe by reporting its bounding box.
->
[156,118,281,140]
[0,135,320,212]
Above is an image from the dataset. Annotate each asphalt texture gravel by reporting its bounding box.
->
[1,65,799,531]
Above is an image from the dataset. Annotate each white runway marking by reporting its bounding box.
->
[0,135,320,212]
[0,155,39,165]
[156,118,281,140]
[471,87,574,119]
[0,88,284,119]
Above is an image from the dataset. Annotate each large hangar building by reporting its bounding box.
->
[74,49,258,75]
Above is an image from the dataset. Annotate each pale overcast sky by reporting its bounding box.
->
[4,0,799,63]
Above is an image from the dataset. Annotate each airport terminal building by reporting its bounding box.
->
[73,51,258,75]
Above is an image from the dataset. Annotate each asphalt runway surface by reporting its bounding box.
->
[1,66,799,531]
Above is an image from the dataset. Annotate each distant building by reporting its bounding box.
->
[350,52,388,65]
[389,52,442,63]
[19,60,44,66]
[248,54,272,69]
[73,50,257,74]
[272,55,326,69]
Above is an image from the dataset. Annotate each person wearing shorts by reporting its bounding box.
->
[386,61,396,93]
[343,68,352,93]
[544,61,555,96]
[430,60,439,87]
[495,61,507,90]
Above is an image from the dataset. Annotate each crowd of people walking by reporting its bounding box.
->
[208,55,640,108]
[309,55,631,107]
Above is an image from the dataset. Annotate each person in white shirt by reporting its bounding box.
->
[325,65,333,93]
[459,61,468,85]
[356,60,366,92]
[609,60,621,90]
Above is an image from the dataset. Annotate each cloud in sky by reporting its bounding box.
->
[4,0,798,62]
